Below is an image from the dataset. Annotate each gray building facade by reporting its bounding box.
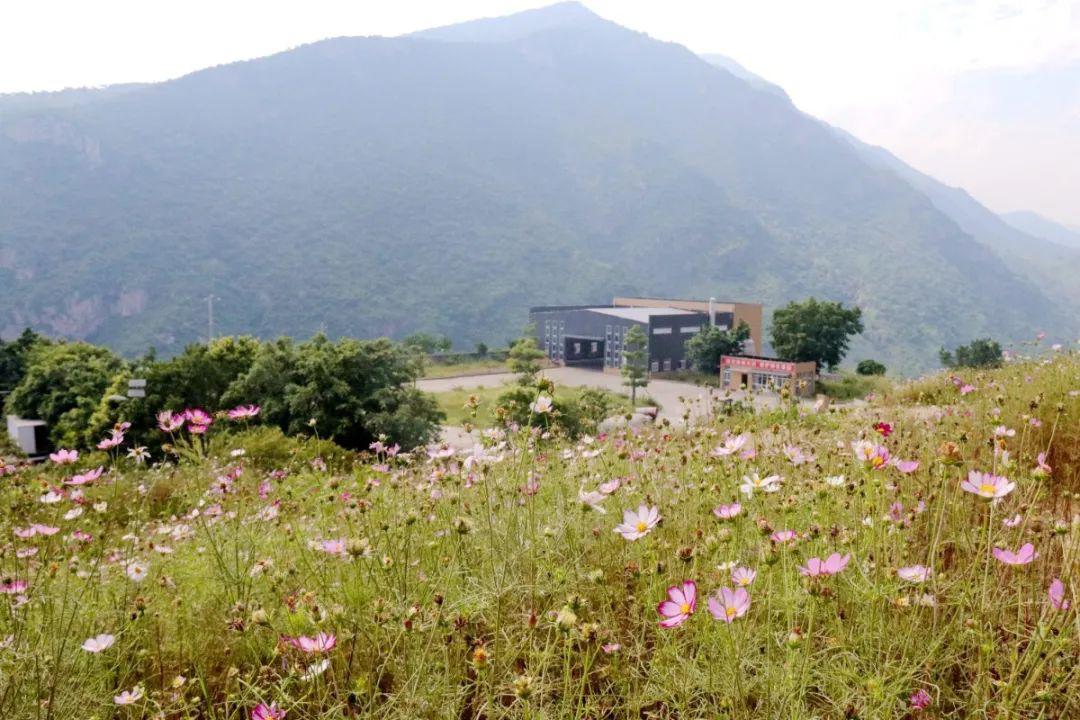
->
[530,304,732,372]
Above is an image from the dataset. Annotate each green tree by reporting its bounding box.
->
[856,359,887,376]
[939,338,1002,369]
[770,298,864,371]
[402,333,452,354]
[475,342,489,357]
[0,328,48,392]
[684,321,751,373]
[507,332,545,385]
[621,324,649,404]
[6,341,123,448]
[226,334,442,450]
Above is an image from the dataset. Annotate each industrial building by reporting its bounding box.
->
[529,296,762,373]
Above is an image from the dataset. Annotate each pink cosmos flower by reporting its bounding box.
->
[961,471,1015,499]
[614,504,660,541]
[228,404,261,420]
[992,543,1038,566]
[49,449,78,464]
[81,634,115,652]
[14,527,36,538]
[891,459,920,474]
[798,553,850,578]
[713,502,742,520]
[852,441,890,469]
[320,540,346,556]
[97,432,124,450]
[66,466,104,486]
[157,410,185,432]
[731,567,757,587]
[783,444,815,466]
[707,587,751,623]
[1034,453,1052,477]
[1048,578,1070,610]
[1002,514,1023,528]
[30,523,59,536]
[656,580,696,628]
[288,632,336,654]
[711,433,749,457]
[872,421,893,437]
[114,687,143,705]
[601,643,621,654]
[897,565,932,583]
[909,688,932,711]
[770,530,798,545]
[959,384,976,395]
[252,702,286,720]
[888,502,905,523]
[0,579,28,594]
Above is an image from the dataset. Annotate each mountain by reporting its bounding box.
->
[1,3,1075,373]
[1000,211,1080,251]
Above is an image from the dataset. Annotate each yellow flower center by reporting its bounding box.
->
[636,521,647,533]
[979,483,996,495]
[870,456,885,467]
[738,578,749,586]
[726,606,737,618]
[679,602,690,614]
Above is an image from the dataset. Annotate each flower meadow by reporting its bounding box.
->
[1,353,1079,719]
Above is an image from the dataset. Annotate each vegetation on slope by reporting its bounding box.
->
[1,342,1077,718]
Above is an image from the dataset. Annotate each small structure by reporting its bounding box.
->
[6,415,50,459]
[719,355,817,397]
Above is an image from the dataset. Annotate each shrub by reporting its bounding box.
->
[856,359,887,376]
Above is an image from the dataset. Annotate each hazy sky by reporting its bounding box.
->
[2,1,1078,225]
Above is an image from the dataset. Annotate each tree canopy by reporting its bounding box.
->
[940,338,1003,369]
[769,298,864,371]
[684,321,751,373]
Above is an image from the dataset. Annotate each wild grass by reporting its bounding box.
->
[1,350,1078,719]
[817,372,894,401]
[432,383,639,428]
[421,360,511,379]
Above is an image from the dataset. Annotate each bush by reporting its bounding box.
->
[856,359,886,376]
[940,338,1003,369]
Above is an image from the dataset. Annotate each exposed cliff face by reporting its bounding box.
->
[3,116,102,163]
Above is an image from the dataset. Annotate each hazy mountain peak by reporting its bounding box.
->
[410,2,610,44]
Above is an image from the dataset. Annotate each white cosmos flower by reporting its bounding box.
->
[613,504,660,541]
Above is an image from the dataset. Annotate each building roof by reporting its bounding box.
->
[588,307,699,322]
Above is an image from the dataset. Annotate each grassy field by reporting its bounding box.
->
[431,381,638,428]
[421,359,510,379]
[2,348,1078,718]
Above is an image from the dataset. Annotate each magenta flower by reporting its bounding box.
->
[770,529,798,545]
[852,441,890,469]
[614,504,660,541]
[65,466,104,486]
[713,502,742,520]
[959,384,976,395]
[909,688,932,711]
[731,567,756,587]
[897,565,932,583]
[97,432,124,450]
[157,410,185,432]
[49,449,78,464]
[1048,578,1070,610]
[656,580,696,628]
[707,587,751,623]
[960,471,1015,499]
[287,632,336,654]
[798,553,850,578]
[185,408,213,431]
[252,702,286,720]
[891,459,920,474]
[0,579,28,594]
[228,404,261,420]
[992,543,1038,566]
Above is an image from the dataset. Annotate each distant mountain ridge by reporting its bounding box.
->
[1000,210,1080,250]
[1,2,1075,373]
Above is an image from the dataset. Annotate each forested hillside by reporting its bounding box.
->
[1,2,1074,372]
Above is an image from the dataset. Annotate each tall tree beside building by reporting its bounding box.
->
[621,325,649,404]
[508,332,545,385]
[770,298,864,371]
[685,321,751,373]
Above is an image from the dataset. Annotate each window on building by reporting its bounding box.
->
[663,359,671,371]
[680,325,701,334]
[722,368,731,385]
[651,361,659,372]
[652,326,672,335]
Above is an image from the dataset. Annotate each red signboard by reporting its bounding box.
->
[721,356,795,373]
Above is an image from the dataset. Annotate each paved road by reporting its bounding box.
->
[417,366,783,427]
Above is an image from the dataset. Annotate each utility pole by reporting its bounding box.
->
[205,295,216,342]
